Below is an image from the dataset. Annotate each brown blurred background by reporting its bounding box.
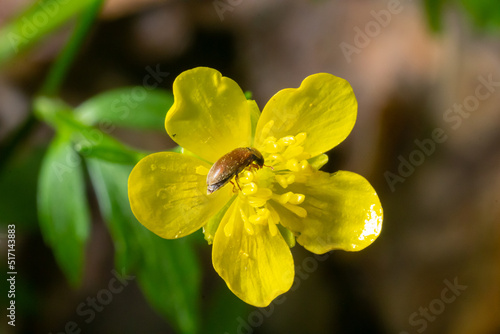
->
[1,0,500,333]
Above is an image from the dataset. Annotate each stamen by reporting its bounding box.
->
[299,159,310,171]
[248,197,267,207]
[286,159,299,172]
[279,192,292,204]
[276,191,305,205]
[278,135,295,146]
[239,206,249,223]
[267,154,284,165]
[295,132,307,145]
[248,207,270,225]
[242,182,258,196]
[233,132,311,237]
[249,214,263,224]
[239,171,254,184]
[283,146,304,160]
[268,206,280,224]
[267,206,280,237]
[244,220,255,235]
[275,175,289,188]
[283,203,307,218]
[256,208,270,219]
[255,188,272,199]
[268,219,278,236]
[263,141,280,154]
[289,193,305,205]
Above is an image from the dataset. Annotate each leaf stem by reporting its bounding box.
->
[40,0,104,96]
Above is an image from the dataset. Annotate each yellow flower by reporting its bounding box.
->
[128,67,383,307]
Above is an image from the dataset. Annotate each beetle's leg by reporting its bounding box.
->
[248,162,263,172]
[229,180,237,192]
[229,176,242,193]
[229,174,243,193]
[234,173,242,191]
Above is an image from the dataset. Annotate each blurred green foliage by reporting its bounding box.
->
[460,0,500,29]
[424,0,500,31]
[76,87,174,131]
[0,0,95,65]
[87,159,202,334]
[38,133,91,286]
[32,88,205,333]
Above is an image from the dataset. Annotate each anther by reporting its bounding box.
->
[239,171,254,184]
[289,193,305,205]
[242,182,258,196]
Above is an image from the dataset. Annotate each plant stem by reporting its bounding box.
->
[40,0,104,96]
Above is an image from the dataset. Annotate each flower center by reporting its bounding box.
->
[224,131,312,238]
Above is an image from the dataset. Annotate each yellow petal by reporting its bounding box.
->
[270,170,383,254]
[166,67,253,163]
[128,152,233,239]
[212,198,294,307]
[255,73,357,157]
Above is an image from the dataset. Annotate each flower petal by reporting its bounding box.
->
[166,67,253,163]
[255,73,357,157]
[212,198,294,307]
[128,152,233,239]
[270,171,382,254]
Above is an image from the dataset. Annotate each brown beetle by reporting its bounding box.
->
[207,147,264,194]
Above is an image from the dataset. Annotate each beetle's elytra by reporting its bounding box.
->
[207,147,264,195]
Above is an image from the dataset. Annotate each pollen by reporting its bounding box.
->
[239,170,254,184]
[230,132,313,238]
[242,182,258,196]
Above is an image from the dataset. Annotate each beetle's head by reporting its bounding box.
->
[248,147,264,167]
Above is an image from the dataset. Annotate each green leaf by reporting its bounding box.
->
[74,138,145,165]
[138,233,201,334]
[0,0,96,66]
[86,159,201,333]
[204,283,250,334]
[85,159,140,270]
[75,87,174,131]
[460,0,500,29]
[37,133,90,286]
[41,0,104,96]
[278,224,296,248]
[34,96,146,164]
[424,0,445,31]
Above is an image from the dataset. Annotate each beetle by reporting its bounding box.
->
[207,147,264,195]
